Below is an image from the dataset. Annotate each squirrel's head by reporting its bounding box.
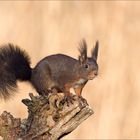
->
[78,39,99,80]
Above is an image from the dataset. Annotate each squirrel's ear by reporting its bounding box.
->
[91,40,99,61]
[78,39,87,64]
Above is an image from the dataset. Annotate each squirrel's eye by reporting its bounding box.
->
[84,64,89,69]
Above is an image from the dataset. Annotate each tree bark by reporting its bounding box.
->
[0,93,94,140]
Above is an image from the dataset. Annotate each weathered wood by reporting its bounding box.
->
[0,93,94,140]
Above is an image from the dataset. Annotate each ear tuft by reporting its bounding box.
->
[78,39,87,64]
[91,40,99,61]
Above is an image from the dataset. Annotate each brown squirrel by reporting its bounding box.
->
[0,39,99,100]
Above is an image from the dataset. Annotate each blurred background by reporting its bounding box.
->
[0,1,140,139]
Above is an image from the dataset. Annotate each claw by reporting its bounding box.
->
[63,94,75,106]
[79,95,88,105]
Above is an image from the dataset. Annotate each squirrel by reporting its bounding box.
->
[0,39,99,100]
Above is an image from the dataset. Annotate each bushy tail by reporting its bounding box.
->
[0,44,31,99]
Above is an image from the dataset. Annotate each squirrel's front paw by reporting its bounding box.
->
[78,96,88,105]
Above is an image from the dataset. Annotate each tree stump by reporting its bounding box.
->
[0,93,94,140]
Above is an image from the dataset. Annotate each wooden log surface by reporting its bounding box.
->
[0,93,94,140]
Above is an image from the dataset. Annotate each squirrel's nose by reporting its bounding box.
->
[94,71,98,76]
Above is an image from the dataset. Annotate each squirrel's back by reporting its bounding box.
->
[0,44,31,99]
[36,54,77,71]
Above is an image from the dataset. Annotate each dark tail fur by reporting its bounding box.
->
[0,44,31,99]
